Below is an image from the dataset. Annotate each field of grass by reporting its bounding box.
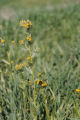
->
[0,0,76,8]
[0,1,80,120]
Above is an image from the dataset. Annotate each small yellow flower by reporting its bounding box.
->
[11,40,15,44]
[41,82,47,87]
[38,72,41,77]
[19,40,24,45]
[1,39,5,44]
[37,79,47,87]
[30,21,32,26]
[27,36,31,41]
[27,20,30,24]
[75,89,80,93]
[37,80,43,85]
[16,64,18,68]
[18,66,22,70]
[15,64,23,70]
[24,24,30,29]
[19,20,26,26]
[27,20,32,26]
[20,64,23,67]
[0,24,3,29]
[24,61,28,65]
[27,56,31,61]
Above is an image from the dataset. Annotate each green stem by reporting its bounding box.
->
[29,45,36,107]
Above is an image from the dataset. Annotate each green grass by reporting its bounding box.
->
[0,0,76,8]
[0,2,80,120]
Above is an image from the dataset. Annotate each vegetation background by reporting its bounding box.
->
[0,0,80,120]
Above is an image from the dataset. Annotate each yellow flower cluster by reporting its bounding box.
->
[75,89,80,93]
[1,39,5,44]
[37,80,47,87]
[24,20,32,29]
[23,57,31,65]
[16,56,31,69]
[16,64,23,70]
[19,19,32,43]
[19,20,32,29]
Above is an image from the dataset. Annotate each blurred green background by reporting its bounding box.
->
[0,0,76,8]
